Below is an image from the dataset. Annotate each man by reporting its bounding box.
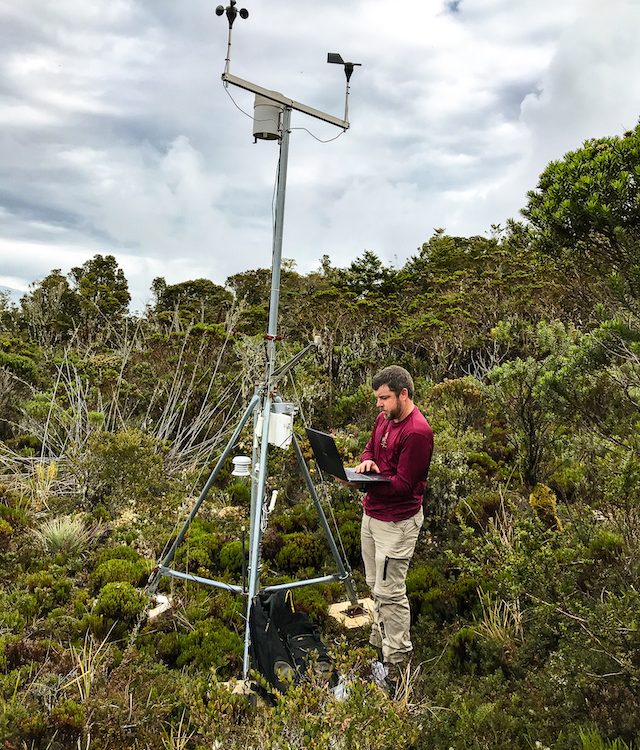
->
[354,365,433,676]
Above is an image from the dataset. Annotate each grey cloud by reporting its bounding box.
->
[1,0,638,308]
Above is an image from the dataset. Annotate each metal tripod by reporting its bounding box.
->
[147,103,358,679]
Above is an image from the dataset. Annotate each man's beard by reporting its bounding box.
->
[381,405,401,420]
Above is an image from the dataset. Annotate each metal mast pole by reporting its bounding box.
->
[242,105,292,678]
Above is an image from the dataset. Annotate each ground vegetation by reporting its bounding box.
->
[1,124,640,748]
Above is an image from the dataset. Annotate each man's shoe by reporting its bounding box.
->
[368,627,382,650]
[383,659,411,696]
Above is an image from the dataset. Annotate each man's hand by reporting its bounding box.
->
[354,460,380,474]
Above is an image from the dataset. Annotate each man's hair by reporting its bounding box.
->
[371,365,415,399]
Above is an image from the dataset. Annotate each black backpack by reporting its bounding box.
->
[249,590,336,697]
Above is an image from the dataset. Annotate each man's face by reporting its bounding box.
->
[374,384,404,421]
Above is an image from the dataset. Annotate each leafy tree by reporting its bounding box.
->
[151,277,233,328]
[336,250,397,298]
[0,291,16,333]
[487,322,576,488]
[20,269,81,345]
[69,254,130,339]
[522,122,640,287]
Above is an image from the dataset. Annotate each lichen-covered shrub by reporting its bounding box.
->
[529,483,563,531]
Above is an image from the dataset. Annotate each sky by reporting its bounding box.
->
[1,0,639,312]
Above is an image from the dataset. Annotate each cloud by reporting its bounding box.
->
[1,0,638,309]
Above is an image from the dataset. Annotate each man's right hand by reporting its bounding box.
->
[354,460,380,474]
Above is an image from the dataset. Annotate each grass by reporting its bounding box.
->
[33,514,95,556]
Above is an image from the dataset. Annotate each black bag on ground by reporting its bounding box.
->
[249,590,336,695]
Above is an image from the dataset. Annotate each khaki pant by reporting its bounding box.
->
[360,510,423,665]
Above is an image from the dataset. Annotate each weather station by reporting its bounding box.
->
[147,1,366,685]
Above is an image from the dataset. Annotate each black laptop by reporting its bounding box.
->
[305,428,391,485]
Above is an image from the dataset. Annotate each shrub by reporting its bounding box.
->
[154,621,243,674]
[446,626,504,675]
[275,532,325,574]
[91,557,150,589]
[50,698,85,737]
[291,586,331,624]
[94,582,147,620]
[335,518,361,567]
[0,485,29,528]
[530,483,563,531]
[83,428,166,512]
[270,503,320,534]
[219,540,245,573]
[96,544,144,564]
[25,570,73,612]
[457,490,503,530]
[175,520,223,575]
[0,517,13,551]
[261,526,284,561]
[228,480,251,505]
[588,529,624,561]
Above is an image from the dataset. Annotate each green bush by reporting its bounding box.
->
[91,557,150,589]
[0,518,13,551]
[175,520,223,575]
[219,540,245,573]
[95,581,147,620]
[588,529,624,561]
[270,503,320,534]
[0,486,29,528]
[290,586,331,624]
[446,626,504,675]
[228,480,251,505]
[24,570,73,612]
[96,544,144,564]
[2,702,46,746]
[83,428,167,512]
[50,698,85,737]
[275,532,325,574]
[154,620,243,674]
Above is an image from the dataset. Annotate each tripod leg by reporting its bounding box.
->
[146,392,261,594]
[292,433,359,606]
[242,392,274,678]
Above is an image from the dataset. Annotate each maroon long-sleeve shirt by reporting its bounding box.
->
[361,407,433,522]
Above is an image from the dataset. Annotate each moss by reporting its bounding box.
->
[529,484,563,531]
